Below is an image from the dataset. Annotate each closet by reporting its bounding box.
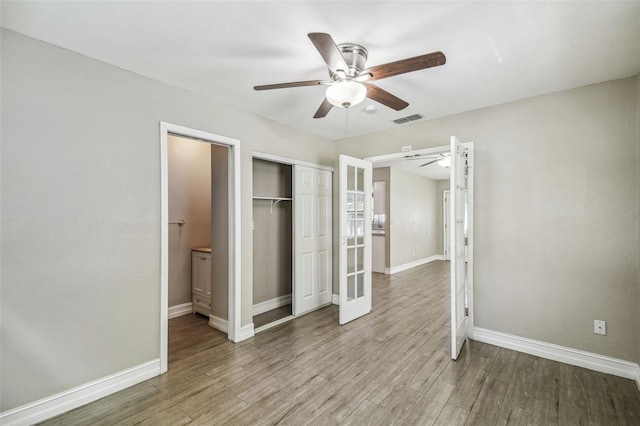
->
[252,155,333,332]
[252,159,293,329]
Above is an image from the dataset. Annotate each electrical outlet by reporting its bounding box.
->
[401,145,412,152]
[594,319,606,335]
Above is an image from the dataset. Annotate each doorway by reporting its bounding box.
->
[252,158,294,332]
[251,152,334,333]
[363,141,474,359]
[160,122,241,374]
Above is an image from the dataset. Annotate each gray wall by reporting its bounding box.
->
[0,30,335,411]
[167,135,211,306]
[389,168,439,268]
[372,168,391,269]
[252,159,292,305]
[336,76,640,364]
[211,144,229,319]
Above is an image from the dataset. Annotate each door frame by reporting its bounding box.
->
[160,122,242,373]
[251,151,334,332]
[364,143,474,339]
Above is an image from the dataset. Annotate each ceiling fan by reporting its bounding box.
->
[254,33,446,119]
[404,152,451,167]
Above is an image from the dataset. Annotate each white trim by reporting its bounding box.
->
[465,142,475,338]
[208,315,229,333]
[168,302,193,319]
[254,315,295,334]
[252,151,333,172]
[473,327,640,386]
[237,323,255,341]
[160,121,242,362]
[253,294,292,316]
[332,294,339,305]
[384,255,444,275]
[0,360,160,426]
[160,125,169,373]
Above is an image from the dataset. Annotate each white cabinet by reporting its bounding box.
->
[192,249,211,316]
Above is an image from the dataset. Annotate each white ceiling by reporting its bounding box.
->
[2,1,639,141]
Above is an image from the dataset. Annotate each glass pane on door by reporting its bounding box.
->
[347,275,355,301]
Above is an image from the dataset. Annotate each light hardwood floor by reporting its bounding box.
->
[41,261,640,425]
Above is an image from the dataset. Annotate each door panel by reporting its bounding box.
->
[444,190,451,261]
[339,155,372,325]
[294,166,333,315]
[450,136,468,360]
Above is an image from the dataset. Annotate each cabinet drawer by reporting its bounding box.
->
[192,251,212,297]
[192,294,211,310]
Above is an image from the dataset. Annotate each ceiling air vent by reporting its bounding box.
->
[392,114,423,125]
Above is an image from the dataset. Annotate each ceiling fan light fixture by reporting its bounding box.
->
[326,81,367,108]
[437,157,451,168]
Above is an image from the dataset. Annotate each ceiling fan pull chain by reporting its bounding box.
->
[345,106,350,134]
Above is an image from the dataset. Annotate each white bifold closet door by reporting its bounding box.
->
[293,165,333,315]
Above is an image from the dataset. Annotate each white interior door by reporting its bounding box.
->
[293,165,333,315]
[450,136,468,360]
[339,155,372,325]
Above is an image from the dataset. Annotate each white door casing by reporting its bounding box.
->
[339,155,372,325]
[160,122,242,374]
[450,136,468,360]
[293,165,333,315]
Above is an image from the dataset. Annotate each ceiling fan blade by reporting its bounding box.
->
[363,51,446,81]
[308,33,349,72]
[364,83,409,111]
[254,80,325,91]
[313,98,333,119]
[405,154,441,159]
[419,159,440,167]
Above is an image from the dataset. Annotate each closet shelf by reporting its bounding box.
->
[253,196,292,214]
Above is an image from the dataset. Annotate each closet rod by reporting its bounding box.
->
[253,197,292,214]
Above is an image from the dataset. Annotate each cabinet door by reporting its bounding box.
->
[204,255,212,298]
[192,252,211,297]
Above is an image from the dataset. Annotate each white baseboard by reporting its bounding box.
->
[473,327,640,389]
[237,323,255,342]
[332,294,339,305]
[0,359,160,426]
[208,315,229,333]
[253,294,292,316]
[385,255,444,275]
[168,302,192,319]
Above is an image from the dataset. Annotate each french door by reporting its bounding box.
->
[450,136,469,359]
[339,155,372,325]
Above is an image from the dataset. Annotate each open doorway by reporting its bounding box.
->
[252,158,294,331]
[160,122,241,374]
[363,141,474,360]
[368,147,451,274]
